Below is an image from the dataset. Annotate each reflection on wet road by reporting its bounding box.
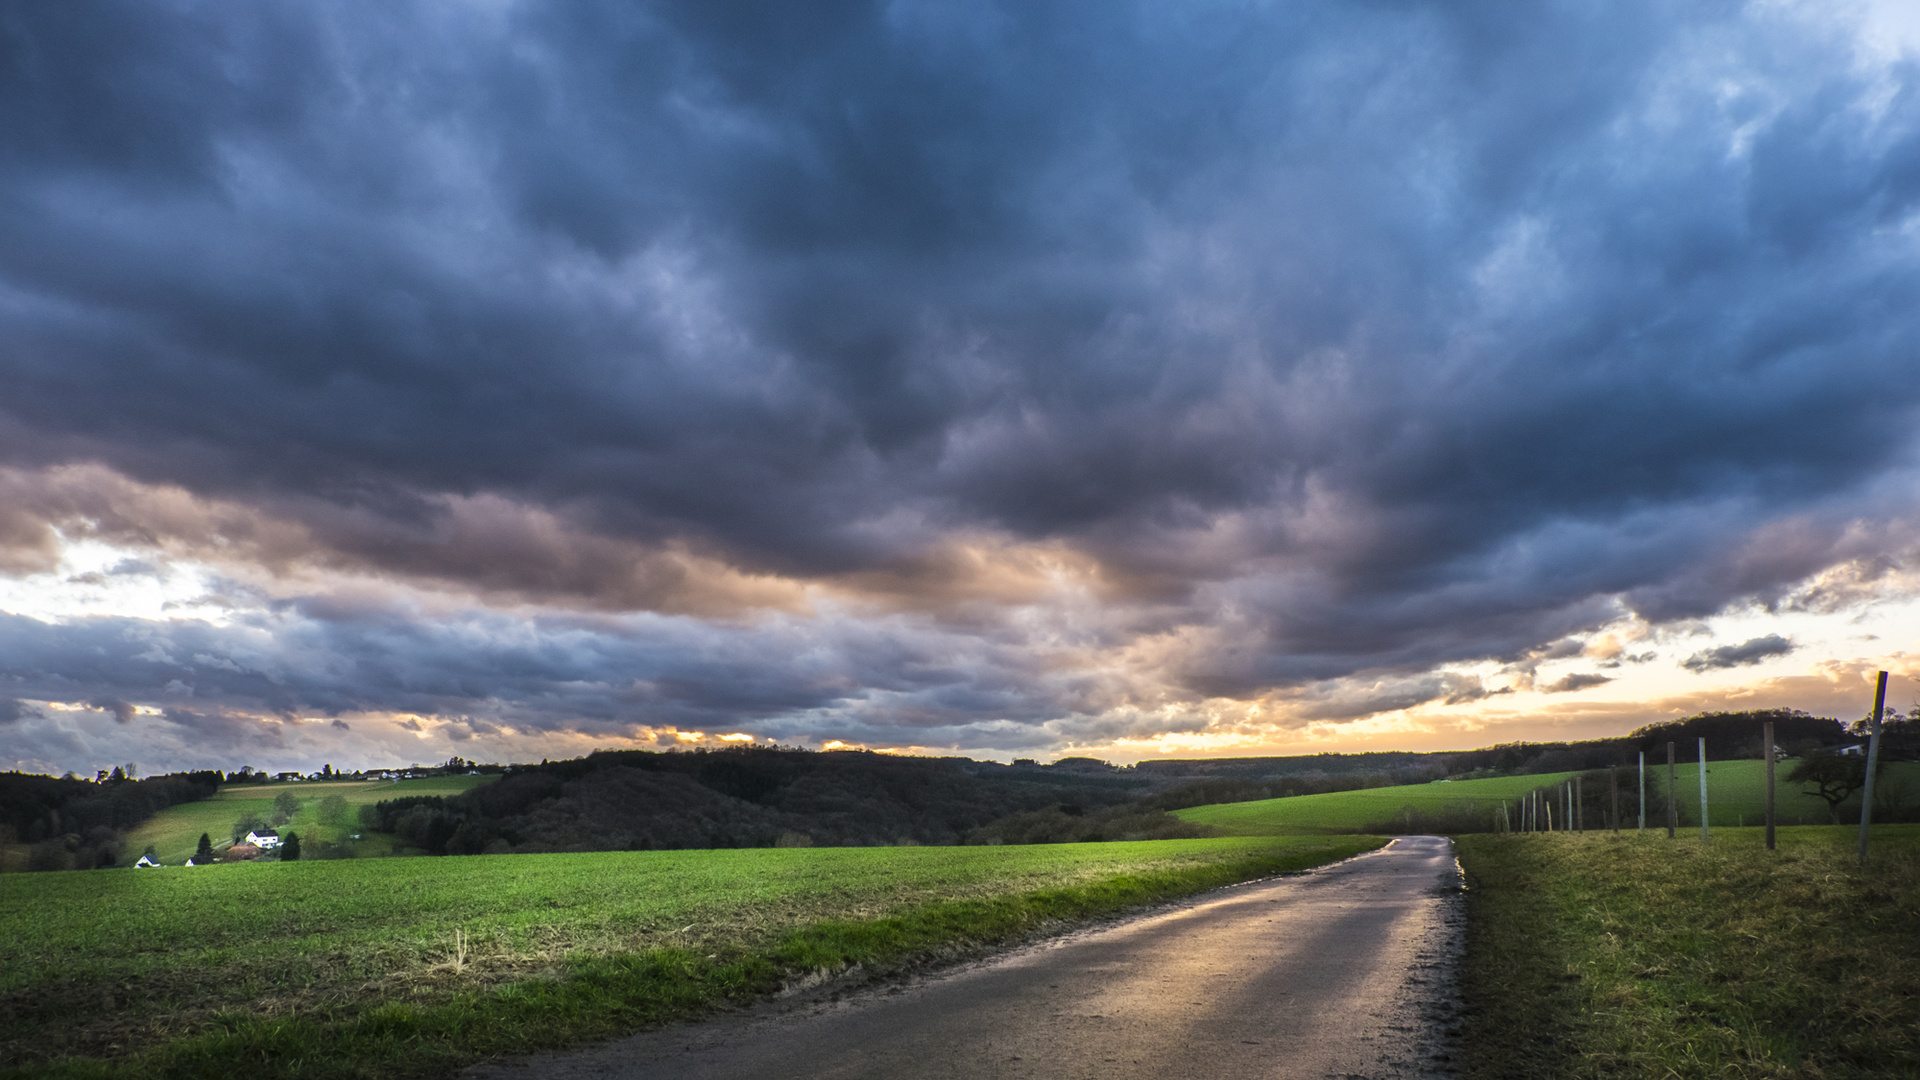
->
[471,836,1465,1080]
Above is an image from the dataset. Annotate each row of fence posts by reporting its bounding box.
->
[1498,670,1890,864]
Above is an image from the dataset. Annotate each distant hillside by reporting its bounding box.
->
[362,747,1153,854]
[1130,709,1867,814]
[0,769,223,870]
[1135,752,1450,783]
[364,711,1876,853]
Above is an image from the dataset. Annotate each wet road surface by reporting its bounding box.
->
[469,836,1465,1080]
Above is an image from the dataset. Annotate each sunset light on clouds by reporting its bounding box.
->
[3,0,1920,775]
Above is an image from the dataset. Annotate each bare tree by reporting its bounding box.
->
[1787,750,1878,824]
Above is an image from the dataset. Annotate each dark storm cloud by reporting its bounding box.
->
[1,1,1918,755]
[1681,634,1796,673]
[88,697,137,724]
[1541,673,1614,694]
[0,605,1051,746]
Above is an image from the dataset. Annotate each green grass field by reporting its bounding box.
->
[1661,758,1920,827]
[1455,825,1920,1079]
[0,833,1382,1078]
[1174,770,1587,833]
[121,776,496,864]
[1173,759,1920,834]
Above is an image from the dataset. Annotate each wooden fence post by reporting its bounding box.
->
[1574,776,1583,832]
[1666,741,1676,839]
[1698,736,1710,844]
[1858,670,1888,866]
[1638,750,1645,831]
[1610,765,1619,835]
[1764,719,1776,852]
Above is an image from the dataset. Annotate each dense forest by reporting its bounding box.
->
[0,769,223,870]
[360,748,1163,855]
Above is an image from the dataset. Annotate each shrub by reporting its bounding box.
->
[233,812,266,843]
[26,840,72,872]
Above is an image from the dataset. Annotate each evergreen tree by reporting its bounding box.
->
[281,831,301,860]
[195,833,214,861]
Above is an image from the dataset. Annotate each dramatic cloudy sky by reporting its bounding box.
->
[4,0,1920,775]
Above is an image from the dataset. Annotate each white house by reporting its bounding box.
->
[133,854,162,868]
[245,828,283,849]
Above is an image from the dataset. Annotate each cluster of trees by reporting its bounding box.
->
[1442,710,1850,778]
[359,746,1152,855]
[962,802,1216,845]
[1143,772,1415,813]
[1851,707,1920,761]
[1134,753,1450,787]
[0,769,223,872]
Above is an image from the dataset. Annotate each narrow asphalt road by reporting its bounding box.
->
[469,836,1466,1080]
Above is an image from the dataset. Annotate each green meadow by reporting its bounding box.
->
[121,776,496,864]
[0,833,1381,1078]
[1174,770,1586,833]
[1456,825,1920,1079]
[1173,759,1920,834]
[1659,758,1920,827]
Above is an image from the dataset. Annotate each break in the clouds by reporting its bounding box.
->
[4,0,1920,773]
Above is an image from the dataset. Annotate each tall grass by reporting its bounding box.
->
[1455,825,1920,1079]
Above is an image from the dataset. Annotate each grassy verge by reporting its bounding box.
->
[1455,825,1920,1079]
[3,835,1381,1079]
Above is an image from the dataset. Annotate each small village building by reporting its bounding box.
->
[133,854,161,868]
[245,829,282,849]
[225,843,262,861]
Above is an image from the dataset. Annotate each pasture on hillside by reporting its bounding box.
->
[1174,759,1920,834]
[1174,771,1586,833]
[0,834,1382,1078]
[121,775,496,864]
